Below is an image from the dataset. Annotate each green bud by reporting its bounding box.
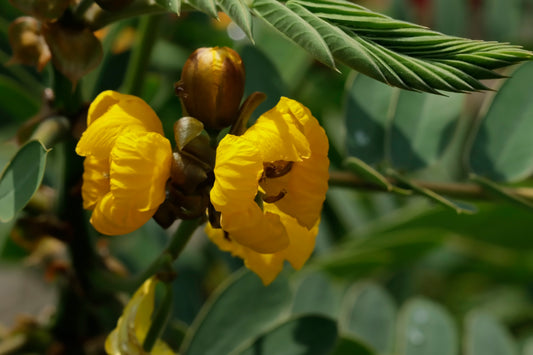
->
[176,47,246,130]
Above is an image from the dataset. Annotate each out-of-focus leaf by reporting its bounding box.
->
[396,298,458,355]
[241,45,288,120]
[434,0,467,36]
[315,228,447,278]
[291,272,343,318]
[181,269,292,355]
[389,171,477,214]
[340,282,396,354]
[155,0,181,13]
[469,62,533,182]
[186,0,217,18]
[251,0,335,69]
[470,175,533,210]
[330,336,376,355]
[238,315,338,355]
[344,157,410,194]
[0,140,48,222]
[0,74,40,123]
[345,73,396,166]
[389,90,464,171]
[465,312,518,355]
[483,0,521,41]
[217,0,254,41]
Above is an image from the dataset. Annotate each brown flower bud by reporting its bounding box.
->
[8,17,51,71]
[42,22,103,86]
[176,47,246,130]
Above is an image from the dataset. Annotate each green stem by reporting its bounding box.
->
[329,170,533,202]
[120,14,161,96]
[86,1,167,30]
[52,67,82,115]
[91,219,200,293]
[30,116,70,148]
[143,282,173,352]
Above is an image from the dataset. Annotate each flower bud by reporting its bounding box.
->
[8,17,51,71]
[176,47,245,130]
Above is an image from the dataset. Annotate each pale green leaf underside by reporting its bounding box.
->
[186,0,218,18]
[155,0,181,14]
[245,0,532,94]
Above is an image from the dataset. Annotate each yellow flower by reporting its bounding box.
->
[207,97,329,285]
[105,277,174,355]
[76,90,172,235]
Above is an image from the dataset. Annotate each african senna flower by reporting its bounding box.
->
[105,277,173,355]
[207,97,329,285]
[76,90,172,235]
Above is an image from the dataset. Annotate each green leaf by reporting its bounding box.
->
[470,175,533,210]
[286,0,532,93]
[465,312,518,355]
[251,0,335,69]
[186,0,217,18]
[291,272,343,318]
[331,337,376,355]
[0,140,49,222]
[315,228,447,278]
[0,75,40,123]
[469,62,533,182]
[340,282,396,354]
[389,90,464,171]
[344,157,410,194]
[217,0,254,41]
[389,171,477,214]
[397,298,458,355]
[155,0,181,13]
[238,315,338,355]
[181,269,292,355]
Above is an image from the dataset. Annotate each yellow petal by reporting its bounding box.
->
[81,155,110,210]
[110,131,172,211]
[77,91,164,158]
[244,99,311,163]
[205,224,284,286]
[210,134,289,253]
[105,277,174,355]
[91,194,157,236]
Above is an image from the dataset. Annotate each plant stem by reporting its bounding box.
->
[91,219,201,293]
[120,14,160,96]
[30,116,70,148]
[86,1,168,30]
[328,170,533,202]
[143,282,173,352]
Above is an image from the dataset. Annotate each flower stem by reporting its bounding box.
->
[120,14,161,96]
[30,116,70,148]
[165,218,201,259]
[143,282,173,353]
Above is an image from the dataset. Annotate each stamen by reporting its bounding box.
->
[223,231,231,241]
[262,189,287,203]
[263,161,293,178]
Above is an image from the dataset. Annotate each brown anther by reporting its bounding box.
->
[223,231,231,241]
[263,161,293,178]
[262,189,287,203]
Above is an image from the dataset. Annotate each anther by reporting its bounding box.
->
[263,161,293,178]
[262,189,287,203]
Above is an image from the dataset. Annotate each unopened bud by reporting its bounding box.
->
[8,17,51,71]
[176,47,245,130]
[42,22,103,86]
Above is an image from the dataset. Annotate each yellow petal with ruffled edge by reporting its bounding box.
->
[81,156,109,210]
[259,98,329,229]
[210,134,289,253]
[205,205,317,286]
[88,131,171,236]
[76,90,164,159]
[110,131,172,211]
[105,277,174,355]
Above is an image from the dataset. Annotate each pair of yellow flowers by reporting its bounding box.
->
[76,90,329,285]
